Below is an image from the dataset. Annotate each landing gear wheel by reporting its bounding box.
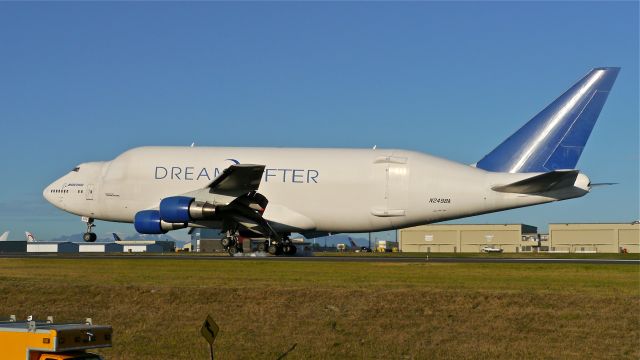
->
[83,232,97,242]
[268,245,279,255]
[284,245,298,255]
[221,237,236,248]
[257,242,267,252]
[81,217,96,242]
[228,246,238,255]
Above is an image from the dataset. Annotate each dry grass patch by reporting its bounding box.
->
[0,258,637,359]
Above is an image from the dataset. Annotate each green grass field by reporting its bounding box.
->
[0,258,638,359]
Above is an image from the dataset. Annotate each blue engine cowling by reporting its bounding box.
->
[134,210,166,234]
[159,196,195,223]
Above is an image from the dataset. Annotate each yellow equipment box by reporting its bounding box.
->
[0,316,112,360]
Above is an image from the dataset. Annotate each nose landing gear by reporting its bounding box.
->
[81,217,97,242]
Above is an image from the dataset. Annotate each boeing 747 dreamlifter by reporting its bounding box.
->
[44,68,619,255]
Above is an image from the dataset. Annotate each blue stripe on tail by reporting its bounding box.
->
[476,67,620,173]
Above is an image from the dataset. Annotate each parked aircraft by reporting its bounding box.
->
[25,232,36,242]
[348,237,372,252]
[0,231,37,242]
[43,68,620,255]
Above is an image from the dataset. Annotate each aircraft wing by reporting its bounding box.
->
[181,163,279,239]
[492,170,580,194]
[208,164,265,196]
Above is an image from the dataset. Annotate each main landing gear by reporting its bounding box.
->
[221,231,243,255]
[267,237,297,256]
[81,217,97,242]
[221,232,297,256]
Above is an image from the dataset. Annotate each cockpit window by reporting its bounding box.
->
[72,167,80,172]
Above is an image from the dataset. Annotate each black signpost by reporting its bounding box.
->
[200,315,219,360]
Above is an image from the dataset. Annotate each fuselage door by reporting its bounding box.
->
[386,160,409,214]
[373,154,409,217]
[85,184,95,200]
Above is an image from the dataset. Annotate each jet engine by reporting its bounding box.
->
[134,210,187,234]
[159,196,216,223]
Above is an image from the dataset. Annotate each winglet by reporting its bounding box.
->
[477,67,620,173]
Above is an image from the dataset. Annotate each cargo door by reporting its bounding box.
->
[386,157,409,215]
[371,155,408,218]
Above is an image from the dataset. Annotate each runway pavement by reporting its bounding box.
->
[0,253,637,264]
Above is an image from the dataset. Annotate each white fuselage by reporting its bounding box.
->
[43,146,590,233]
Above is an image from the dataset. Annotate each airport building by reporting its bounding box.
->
[27,242,79,253]
[549,223,640,253]
[398,224,538,253]
[115,240,175,253]
[196,239,225,253]
[398,222,639,253]
[192,228,225,252]
[0,241,27,253]
[78,243,124,253]
[1,240,175,254]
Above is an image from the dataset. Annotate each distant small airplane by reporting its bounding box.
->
[25,232,36,242]
[0,231,9,241]
[348,237,372,252]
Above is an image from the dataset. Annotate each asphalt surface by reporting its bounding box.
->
[0,253,638,264]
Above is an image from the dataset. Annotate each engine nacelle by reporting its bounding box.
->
[159,196,216,223]
[134,210,187,234]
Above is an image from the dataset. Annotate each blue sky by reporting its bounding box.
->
[0,2,637,241]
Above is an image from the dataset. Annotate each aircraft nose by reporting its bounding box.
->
[43,183,52,203]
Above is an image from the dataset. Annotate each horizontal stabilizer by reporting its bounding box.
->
[492,170,580,194]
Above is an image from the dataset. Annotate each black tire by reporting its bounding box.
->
[268,245,278,255]
[83,232,97,242]
[228,246,238,255]
[257,242,267,252]
[221,237,232,247]
[288,245,297,255]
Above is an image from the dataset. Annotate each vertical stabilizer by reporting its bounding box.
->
[0,231,9,241]
[25,231,36,242]
[476,67,620,173]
